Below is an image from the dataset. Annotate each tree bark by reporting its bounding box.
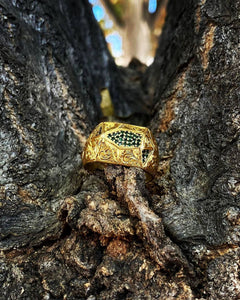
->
[0,0,240,299]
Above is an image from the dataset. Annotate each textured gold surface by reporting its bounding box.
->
[82,122,159,176]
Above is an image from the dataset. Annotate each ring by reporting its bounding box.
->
[82,122,159,176]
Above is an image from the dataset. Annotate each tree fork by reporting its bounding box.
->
[0,0,240,299]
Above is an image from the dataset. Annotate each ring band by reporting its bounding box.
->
[82,122,159,176]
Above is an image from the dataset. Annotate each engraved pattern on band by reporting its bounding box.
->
[82,122,159,176]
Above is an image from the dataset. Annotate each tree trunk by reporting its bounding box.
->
[0,0,240,299]
[122,0,152,65]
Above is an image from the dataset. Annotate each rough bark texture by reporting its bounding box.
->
[0,0,240,299]
[146,0,240,298]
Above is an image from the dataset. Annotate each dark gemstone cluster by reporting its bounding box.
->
[107,130,142,147]
[142,149,151,163]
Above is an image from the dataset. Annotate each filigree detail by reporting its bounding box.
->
[82,122,159,176]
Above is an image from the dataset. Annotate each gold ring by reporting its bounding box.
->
[82,122,159,176]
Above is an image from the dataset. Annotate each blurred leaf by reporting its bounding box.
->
[100,88,115,117]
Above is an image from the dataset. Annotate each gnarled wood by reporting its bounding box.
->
[0,0,240,299]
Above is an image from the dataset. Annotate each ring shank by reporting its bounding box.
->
[82,122,159,178]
